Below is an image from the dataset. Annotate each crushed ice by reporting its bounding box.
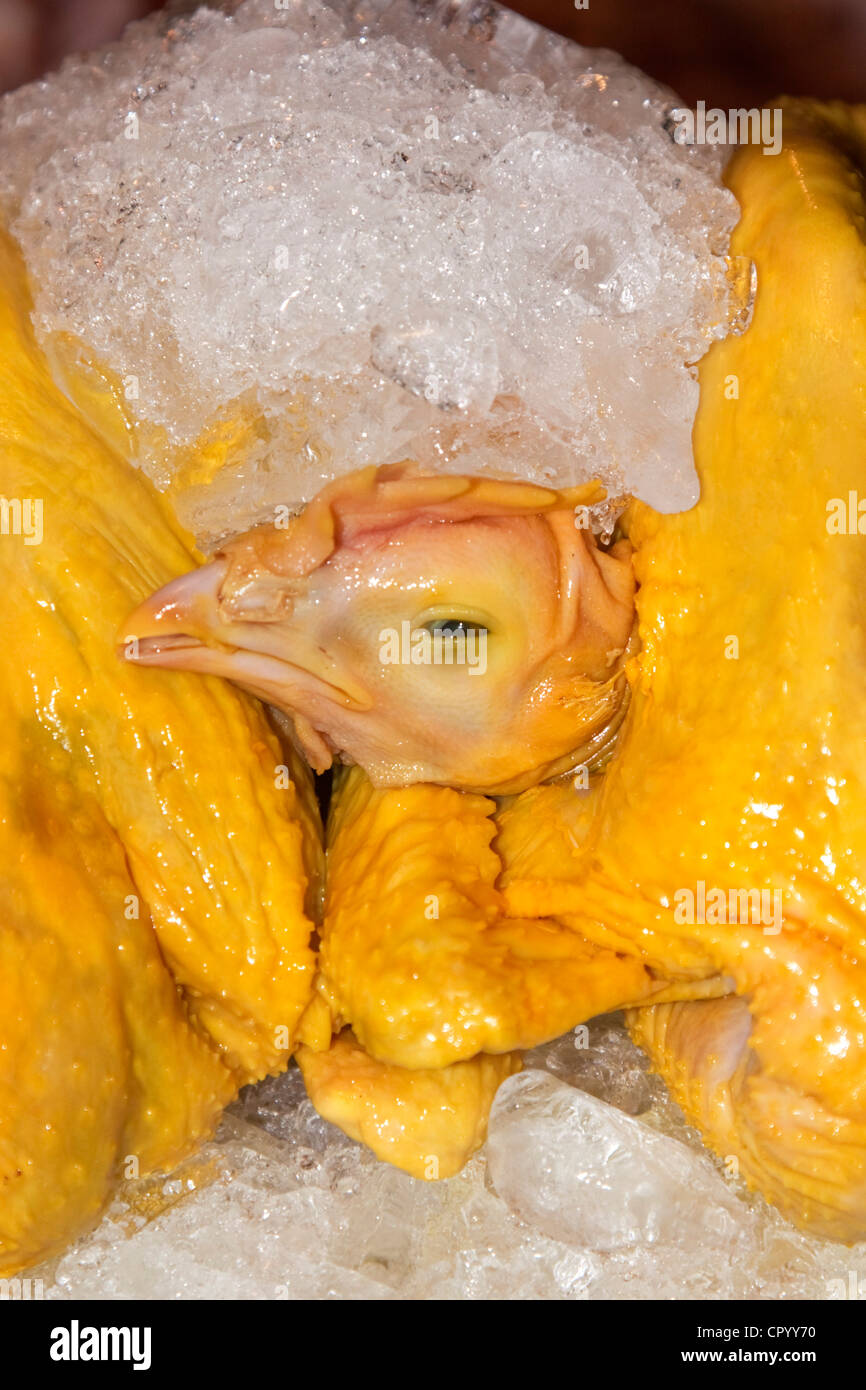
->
[38,1016,866,1300]
[0,0,740,533]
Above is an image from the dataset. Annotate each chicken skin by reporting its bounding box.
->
[0,226,321,1273]
[297,1031,521,1181]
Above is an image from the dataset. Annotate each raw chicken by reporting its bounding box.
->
[0,227,321,1272]
[7,68,866,1270]
[126,99,866,1242]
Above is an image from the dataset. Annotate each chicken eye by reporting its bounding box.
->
[425,618,489,638]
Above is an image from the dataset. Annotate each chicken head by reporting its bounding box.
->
[123,467,636,793]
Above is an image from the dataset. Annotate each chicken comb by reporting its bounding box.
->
[216,462,606,583]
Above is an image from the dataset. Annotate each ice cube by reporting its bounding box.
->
[38,1033,866,1300]
[486,1069,748,1253]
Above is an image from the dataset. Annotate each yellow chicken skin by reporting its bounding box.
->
[292,763,663,1176]
[297,767,719,1179]
[495,784,733,1002]
[314,765,665,1072]
[0,783,233,1274]
[0,226,322,1271]
[124,465,636,793]
[500,102,866,1240]
[297,1031,521,1180]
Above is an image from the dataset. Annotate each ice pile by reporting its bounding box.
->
[487,1071,746,1253]
[0,0,742,536]
[39,1016,866,1300]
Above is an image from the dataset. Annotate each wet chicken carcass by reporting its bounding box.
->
[124,459,654,1181]
[129,101,866,1241]
[6,86,866,1268]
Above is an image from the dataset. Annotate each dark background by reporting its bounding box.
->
[1,0,865,103]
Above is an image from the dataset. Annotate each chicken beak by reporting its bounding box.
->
[120,560,373,729]
[120,561,229,668]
